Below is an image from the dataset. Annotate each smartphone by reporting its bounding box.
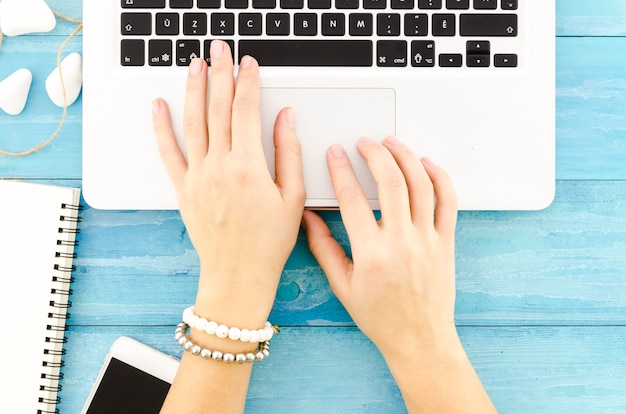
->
[80,336,180,414]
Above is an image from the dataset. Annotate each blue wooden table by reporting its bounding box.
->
[1,1,626,412]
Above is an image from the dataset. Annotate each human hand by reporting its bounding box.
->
[152,41,305,325]
[303,136,458,360]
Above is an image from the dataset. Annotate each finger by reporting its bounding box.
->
[274,107,306,206]
[207,40,235,154]
[356,137,411,227]
[302,210,352,303]
[152,98,187,188]
[383,136,435,227]
[421,157,458,236]
[326,144,378,236]
[182,58,209,166]
[231,55,263,154]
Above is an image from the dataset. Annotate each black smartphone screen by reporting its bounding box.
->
[85,357,171,413]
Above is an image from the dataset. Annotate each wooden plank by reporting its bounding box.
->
[58,325,626,414]
[556,0,626,36]
[557,37,626,179]
[67,180,626,326]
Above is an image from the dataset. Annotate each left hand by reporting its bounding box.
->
[151,40,305,324]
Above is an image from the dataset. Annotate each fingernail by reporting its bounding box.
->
[285,107,296,128]
[211,40,224,58]
[385,135,402,146]
[152,99,161,116]
[329,144,345,158]
[239,55,253,68]
[357,136,373,145]
[421,157,436,166]
[189,58,203,76]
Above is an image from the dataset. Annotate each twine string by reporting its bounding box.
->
[0,11,83,157]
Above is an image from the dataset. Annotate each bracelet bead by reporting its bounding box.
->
[174,322,271,364]
[182,306,276,343]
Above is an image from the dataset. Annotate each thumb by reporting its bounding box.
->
[302,210,353,302]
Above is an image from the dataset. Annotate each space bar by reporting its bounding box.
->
[238,40,373,67]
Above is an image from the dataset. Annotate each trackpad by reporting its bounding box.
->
[260,88,396,208]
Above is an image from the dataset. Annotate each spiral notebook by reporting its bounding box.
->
[0,181,81,414]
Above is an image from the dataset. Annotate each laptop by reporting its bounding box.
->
[83,0,555,210]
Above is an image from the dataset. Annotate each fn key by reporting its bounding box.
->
[121,39,145,66]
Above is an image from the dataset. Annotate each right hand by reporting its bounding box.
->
[302,136,458,359]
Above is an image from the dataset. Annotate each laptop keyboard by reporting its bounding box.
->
[120,0,520,68]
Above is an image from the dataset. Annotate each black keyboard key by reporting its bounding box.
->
[266,13,290,35]
[121,13,152,35]
[226,0,249,7]
[446,0,469,9]
[321,13,345,35]
[377,40,407,67]
[239,13,263,35]
[121,39,145,66]
[176,39,201,65]
[204,39,235,65]
[336,0,359,9]
[363,0,386,9]
[460,14,517,36]
[308,0,331,8]
[170,0,193,7]
[149,39,173,66]
[404,14,428,36]
[282,0,304,7]
[349,13,373,36]
[198,0,221,7]
[410,40,434,67]
[439,54,462,67]
[494,53,517,67]
[121,0,165,8]
[377,14,401,36]
[391,0,414,9]
[254,0,277,8]
[156,13,180,35]
[501,0,517,10]
[466,54,489,67]
[418,0,441,9]
[183,13,208,35]
[466,40,489,54]
[432,14,455,36]
[211,13,235,35]
[473,0,496,9]
[294,13,317,35]
[238,40,372,66]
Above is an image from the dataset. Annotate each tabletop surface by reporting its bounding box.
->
[1,1,626,412]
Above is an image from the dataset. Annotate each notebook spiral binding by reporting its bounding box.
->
[37,203,82,414]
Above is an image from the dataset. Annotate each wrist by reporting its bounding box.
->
[195,267,282,325]
[380,325,465,374]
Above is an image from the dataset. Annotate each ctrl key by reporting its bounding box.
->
[121,39,145,66]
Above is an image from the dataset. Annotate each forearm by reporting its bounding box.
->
[161,270,278,414]
[384,331,497,414]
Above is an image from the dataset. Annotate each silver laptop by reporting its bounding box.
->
[83,0,555,210]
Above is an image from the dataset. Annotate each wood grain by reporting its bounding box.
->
[0,0,625,412]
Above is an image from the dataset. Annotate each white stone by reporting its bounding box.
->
[0,68,32,115]
[0,0,56,36]
[45,52,83,108]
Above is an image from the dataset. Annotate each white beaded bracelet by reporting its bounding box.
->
[175,322,271,363]
[182,306,276,343]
